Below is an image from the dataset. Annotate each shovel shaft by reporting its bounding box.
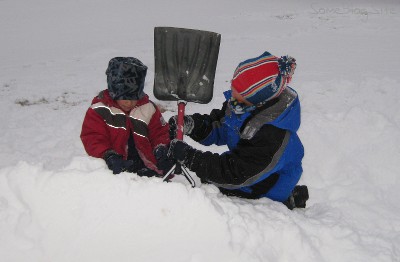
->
[162,100,195,187]
[176,101,186,140]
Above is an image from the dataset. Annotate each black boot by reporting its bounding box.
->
[283,185,309,210]
[292,185,309,208]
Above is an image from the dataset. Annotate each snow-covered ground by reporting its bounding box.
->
[1,0,400,261]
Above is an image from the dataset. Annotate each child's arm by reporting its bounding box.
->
[147,106,170,149]
[80,108,113,159]
[188,101,228,146]
[185,124,287,186]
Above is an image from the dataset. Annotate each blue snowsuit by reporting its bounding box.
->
[186,87,304,202]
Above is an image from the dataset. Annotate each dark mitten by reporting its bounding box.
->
[154,145,175,174]
[137,167,159,177]
[292,185,309,208]
[104,151,136,175]
[168,115,195,139]
[187,113,212,142]
[168,139,201,169]
[283,185,309,210]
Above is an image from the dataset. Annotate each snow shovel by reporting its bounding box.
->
[153,27,221,187]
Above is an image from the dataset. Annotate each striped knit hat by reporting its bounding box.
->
[231,51,296,105]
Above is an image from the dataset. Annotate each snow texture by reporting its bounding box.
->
[1,0,399,261]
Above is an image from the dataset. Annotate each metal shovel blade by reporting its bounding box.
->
[153,27,221,104]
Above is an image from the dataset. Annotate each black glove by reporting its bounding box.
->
[283,185,309,210]
[168,139,200,169]
[104,151,137,175]
[168,115,195,139]
[137,167,159,177]
[154,145,175,174]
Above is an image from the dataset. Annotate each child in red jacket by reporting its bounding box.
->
[81,57,173,176]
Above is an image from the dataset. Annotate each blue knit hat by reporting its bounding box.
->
[105,57,148,100]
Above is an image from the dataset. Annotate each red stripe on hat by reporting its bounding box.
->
[240,75,276,97]
[233,57,277,80]
[232,62,279,94]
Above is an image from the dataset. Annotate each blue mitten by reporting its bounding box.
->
[104,151,136,175]
[154,145,175,174]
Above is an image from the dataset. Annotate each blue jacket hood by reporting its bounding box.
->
[268,87,301,133]
[224,87,301,133]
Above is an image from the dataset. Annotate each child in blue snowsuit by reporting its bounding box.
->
[168,51,308,209]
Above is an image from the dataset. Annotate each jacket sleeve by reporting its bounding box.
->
[147,106,170,150]
[188,101,228,145]
[80,108,112,158]
[188,124,287,187]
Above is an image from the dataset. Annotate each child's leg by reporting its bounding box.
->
[264,164,303,202]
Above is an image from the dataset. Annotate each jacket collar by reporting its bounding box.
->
[93,89,150,112]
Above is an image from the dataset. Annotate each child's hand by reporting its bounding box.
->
[104,152,136,175]
[154,145,175,174]
[168,115,195,139]
[168,139,190,163]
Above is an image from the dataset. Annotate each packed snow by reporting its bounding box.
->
[1,0,399,261]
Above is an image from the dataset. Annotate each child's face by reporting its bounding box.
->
[116,100,138,112]
[231,86,253,106]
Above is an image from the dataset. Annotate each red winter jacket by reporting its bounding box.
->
[80,90,170,174]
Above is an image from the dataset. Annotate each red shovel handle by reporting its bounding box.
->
[176,101,186,140]
[163,100,195,187]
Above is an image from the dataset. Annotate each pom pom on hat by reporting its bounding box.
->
[278,55,297,83]
[231,52,296,105]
